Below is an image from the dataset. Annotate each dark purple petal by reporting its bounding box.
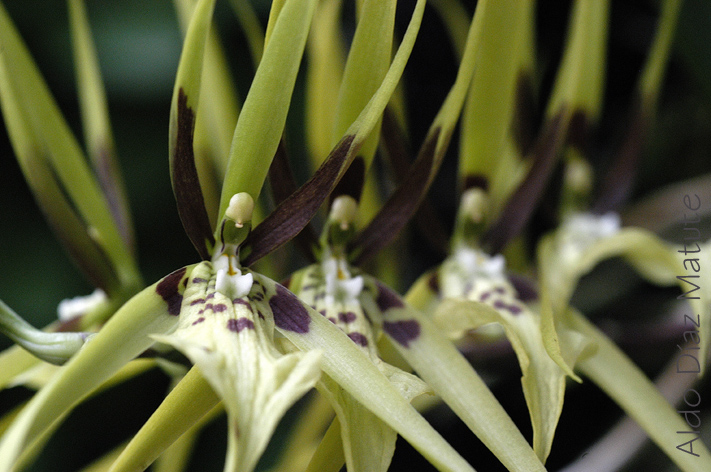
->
[242,135,357,266]
[483,110,566,254]
[351,127,444,265]
[170,88,215,260]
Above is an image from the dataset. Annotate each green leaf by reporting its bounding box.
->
[0,1,140,293]
[68,0,135,253]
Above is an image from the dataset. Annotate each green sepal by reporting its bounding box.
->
[108,366,220,472]
[218,0,318,219]
[570,309,711,472]
[0,266,194,470]
[363,281,547,472]
[538,225,681,377]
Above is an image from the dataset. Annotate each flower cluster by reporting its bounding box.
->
[0,0,709,471]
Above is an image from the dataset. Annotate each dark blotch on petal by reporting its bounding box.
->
[227,318,255,333]
[375,283,405,313]
[157,267,187,316]
[270,284,310,333]
[338,311,357,323]
[233,298,253,312]
[348,332,369,347]
[383,320,421,348]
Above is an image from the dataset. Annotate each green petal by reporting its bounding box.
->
[265,275,474,472]
[218,0,317,218]
[434,298,589,462]
[68,0,135,253]
[0,267,192,470]
[363,282,546,471]
[108,366,220,472]
[169,0,218,260]
[570,309,711,472]
[0,346,40,391]
[331,0,397,174]
[538,224,681,376]
[305,0,345,166]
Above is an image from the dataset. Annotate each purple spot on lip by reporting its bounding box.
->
[270,284,310,333]
[508,305,523,315]
[339,312,357,323]
[213,304,227,312]
[157,267,187,316]
[328,317,337,324]
[348,332,368,346]
[190,298,205,306]
[206,292,215,300]
[192,317,205,325]
[376,283,405,312]
[480,292,491,301]
[233,298,253,313]
[383,320,420,347]
[192,277,207,284]
[227,318,255,332]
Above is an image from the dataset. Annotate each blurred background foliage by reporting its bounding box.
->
[1,0,711,470]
